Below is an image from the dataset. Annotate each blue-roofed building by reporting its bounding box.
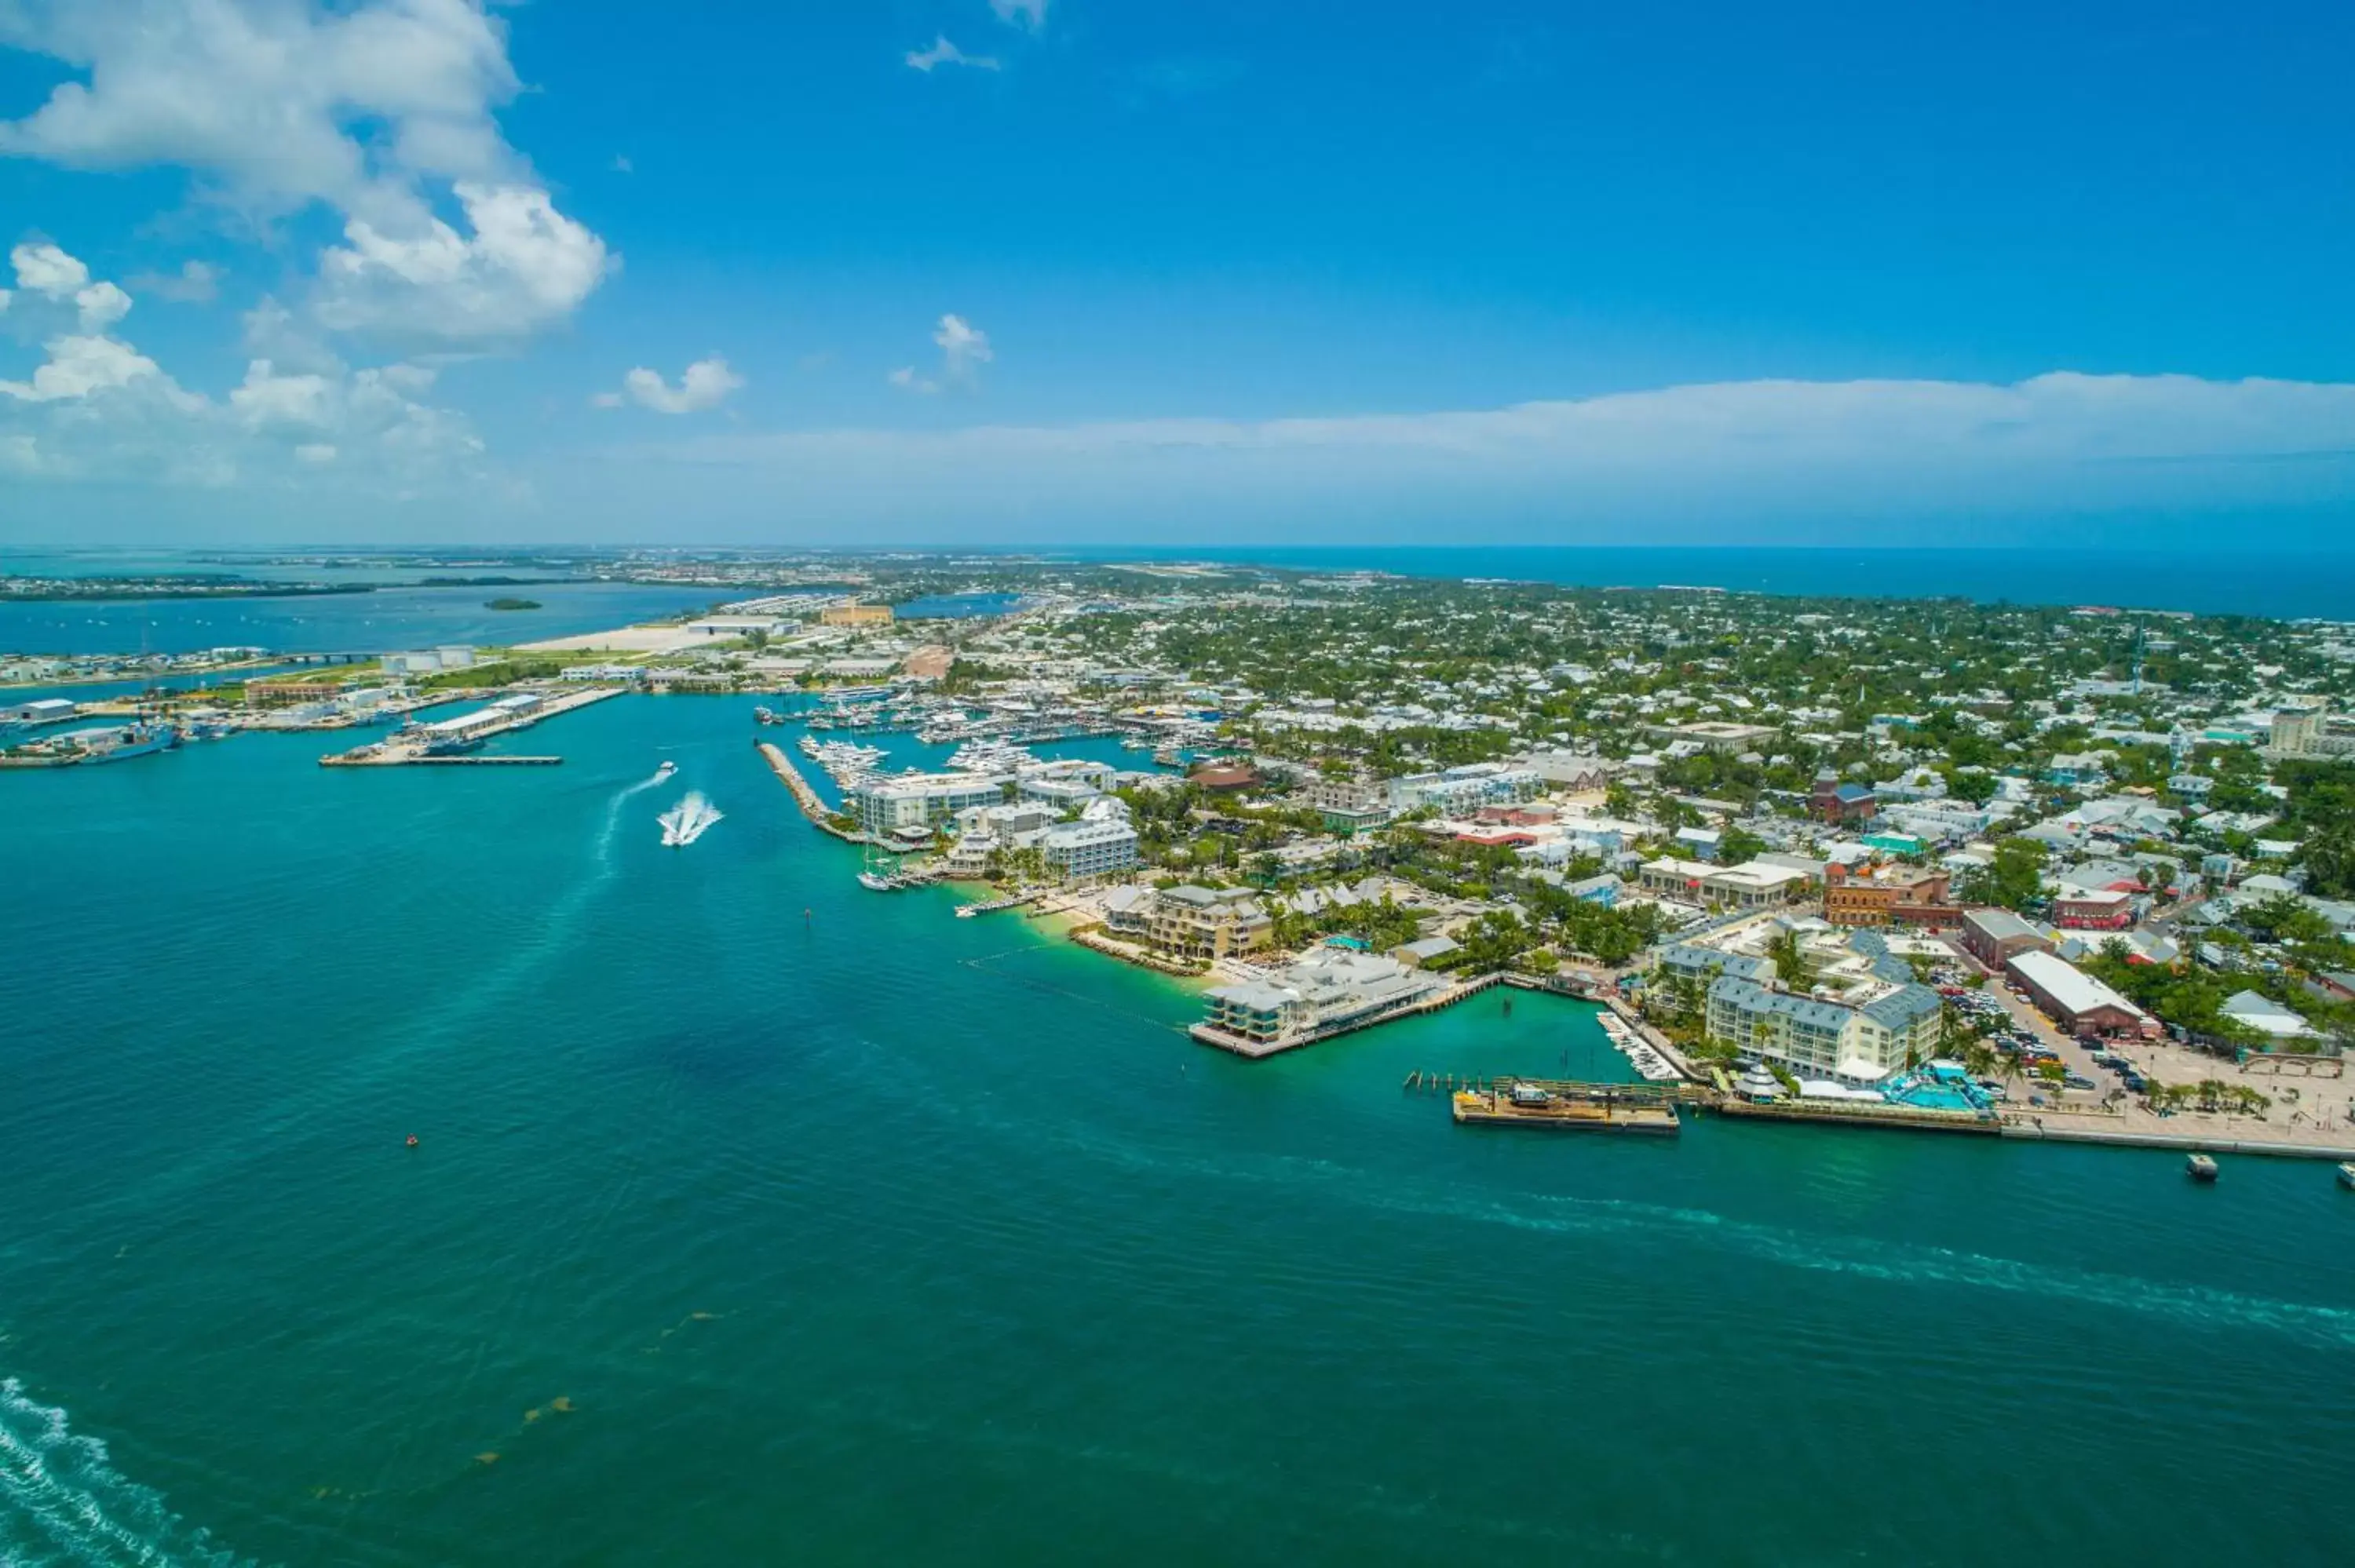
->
[1810,769,1879,824]
[1561,873,1620,908]
[1707,975,1945,1081]
[1659,943,1778,986]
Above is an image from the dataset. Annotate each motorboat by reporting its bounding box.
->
[659,791,722,848]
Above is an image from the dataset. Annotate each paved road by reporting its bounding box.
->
[1967,966,2127,1109]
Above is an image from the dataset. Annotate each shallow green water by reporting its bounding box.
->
[5,695,2353,1566]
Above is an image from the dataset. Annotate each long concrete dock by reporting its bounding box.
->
[2000,1121,2355,1161]
[318,684,623,765]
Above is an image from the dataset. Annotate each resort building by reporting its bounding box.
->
[1037,819,1141,883]
[1305,771,1394,833]
[1705,975,1945,1081]
[1658,943,1777,986]
[1200,949,1445,1047]
[2004,950,2155,1038]
[820,602,894,626]
[843,771,1002,837]
[1147,885,1275,961]
[1389,764,1543,816]
[1016,758,1115,808]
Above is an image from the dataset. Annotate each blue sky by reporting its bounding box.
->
[2,0,2351,546]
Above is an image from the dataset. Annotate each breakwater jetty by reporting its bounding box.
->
[756,740,866,843]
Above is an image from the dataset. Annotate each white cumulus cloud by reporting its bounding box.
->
[906,35,999,72]
[0,333,171,403]
[11,240,90,297]
[599,356,745,415]
[936,314,991,379]
[0,1,611,344]
[1,242,485,492]
[313,181,610,342]
[990,0,1049,31]
[891,314,992,393]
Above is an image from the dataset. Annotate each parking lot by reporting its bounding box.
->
[1936,961,2143,1110]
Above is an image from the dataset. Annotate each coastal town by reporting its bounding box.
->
[10,553,2355,1168]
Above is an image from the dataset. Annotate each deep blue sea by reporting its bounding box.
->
[1072,545,2355,619]
[5,693,2355,1566]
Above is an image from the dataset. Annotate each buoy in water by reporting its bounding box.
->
[405,1134,420,1149]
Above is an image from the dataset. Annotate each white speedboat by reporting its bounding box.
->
[658,791,722,847]
[655,760,677,782]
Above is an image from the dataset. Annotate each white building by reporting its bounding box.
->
[1039,818,1141,882]
[845,772,1003,837]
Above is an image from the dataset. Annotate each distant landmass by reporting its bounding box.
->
[485,596,543,611]
[0,574,371,602]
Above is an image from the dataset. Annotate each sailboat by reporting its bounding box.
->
[658,791,723,847]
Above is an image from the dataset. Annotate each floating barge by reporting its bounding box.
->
[1450,1078,1684,1136]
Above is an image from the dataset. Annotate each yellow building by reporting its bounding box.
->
[1148,885,1275,961]
[821,603,894,627]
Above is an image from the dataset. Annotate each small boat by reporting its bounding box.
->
[655,760,677,781]
[2186,1153,2219,1183]
[658,791,722,848]
[2336,1161,2355,1191]
[856,871,895,892]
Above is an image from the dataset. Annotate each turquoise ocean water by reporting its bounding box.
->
[5,693,2355,1566]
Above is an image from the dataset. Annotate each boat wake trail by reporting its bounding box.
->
[597,767,673,868]
[1362,1185,2355,1350]
[656,791,722,848]
[893,1074,2355,1351]
[0,1378,257,1567]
